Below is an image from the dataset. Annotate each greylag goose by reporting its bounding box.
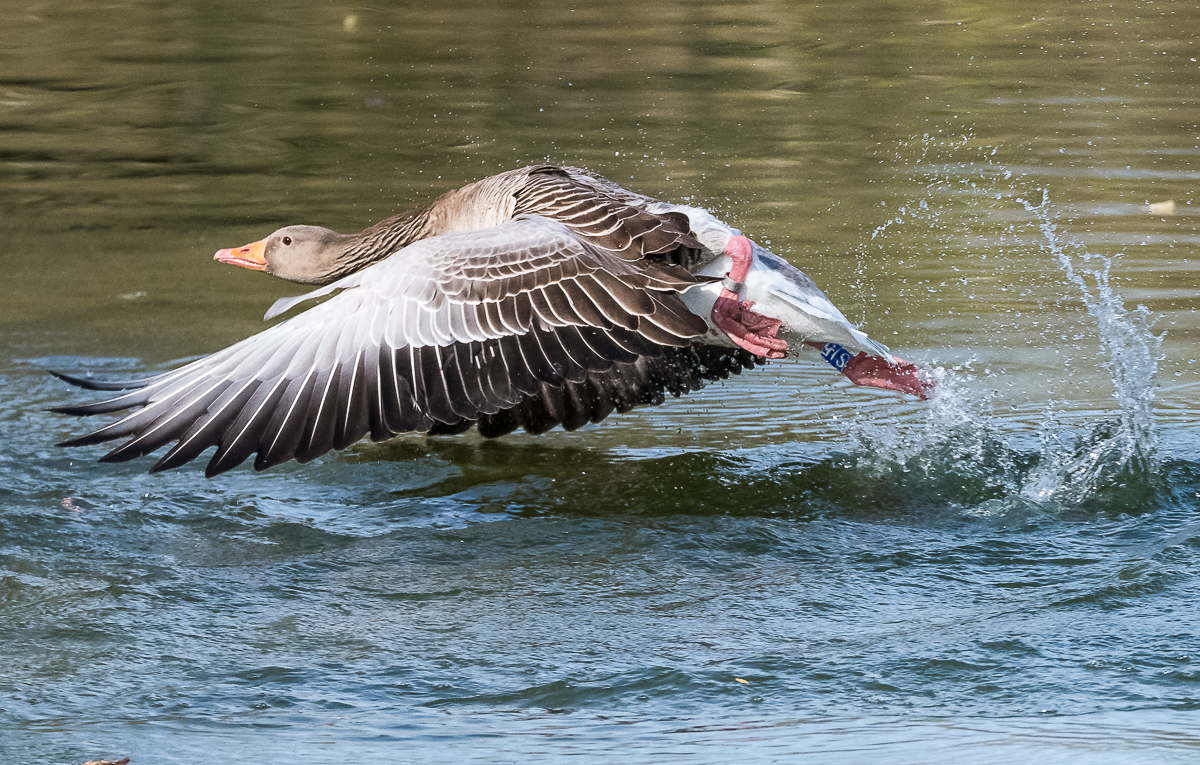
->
[52,165,930,476]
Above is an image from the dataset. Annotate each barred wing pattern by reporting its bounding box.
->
[55,216,711,476]
[512,166,704,262]
[461,345,763,439]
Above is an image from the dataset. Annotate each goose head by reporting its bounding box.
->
[214,225,350,285]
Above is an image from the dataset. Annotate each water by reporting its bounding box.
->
[4,1,1200,763]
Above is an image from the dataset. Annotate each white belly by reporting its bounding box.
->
[681,246,893,361]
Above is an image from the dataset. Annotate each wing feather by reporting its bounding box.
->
[55,215,709,472]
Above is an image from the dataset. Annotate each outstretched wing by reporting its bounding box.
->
[54,216,709,476]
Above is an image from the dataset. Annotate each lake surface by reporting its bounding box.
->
[3,1,1200,762]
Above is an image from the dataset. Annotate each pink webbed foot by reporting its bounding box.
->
[712,297,788,359]
[805,341,934,399]
[710,234,789,360]
[842,352,933,399]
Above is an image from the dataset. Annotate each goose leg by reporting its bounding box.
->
[806,341,933,399]
[710,235,788,359]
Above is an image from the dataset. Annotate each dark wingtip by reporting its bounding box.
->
[204,461,234,479]
[48,369,81,384]
[56,432,110,448]
[149,448,195,474]
[49,370,106,389]
[47,405,88,416]
[48,369,151,391]
[98,449,139,465]
[45,397,142,416]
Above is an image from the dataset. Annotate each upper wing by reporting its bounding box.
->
[513,166,705,262]
[54,216,709,476]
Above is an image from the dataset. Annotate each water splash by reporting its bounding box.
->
[846,185,1161,514]
[1016,189,1161,505]
[843,369,1033,513]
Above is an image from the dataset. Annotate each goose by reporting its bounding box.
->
[51,165,931,476]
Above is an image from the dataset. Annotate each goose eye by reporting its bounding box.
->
[282,236,292,246]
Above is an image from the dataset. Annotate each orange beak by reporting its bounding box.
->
[214,238,267,271]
